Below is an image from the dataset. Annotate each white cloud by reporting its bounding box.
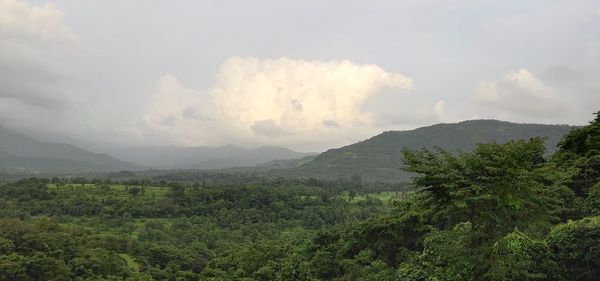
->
[138,57,413,149]
[211,57,412,136]
[471,69,564,119]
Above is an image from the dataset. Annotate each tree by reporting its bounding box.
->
[125,272,155,281]
[489,230,559,281]
[584,182,600,216]
[545,216,600,281]
[0,254,28,281]
[402,138,555,278]
[418,222,475,280]
[341,211,429,267]
[553,111,600,197]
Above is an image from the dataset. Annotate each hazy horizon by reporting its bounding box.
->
[1,0,599,152]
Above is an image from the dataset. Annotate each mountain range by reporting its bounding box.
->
[0,120,576,181]
[0,125,314,173]
[269,119,576,182]
[103,145,316,169]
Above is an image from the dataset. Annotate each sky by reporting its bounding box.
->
[0,0,599,152]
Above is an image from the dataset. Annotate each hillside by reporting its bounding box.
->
[276,120,575,182]
[0,126,138,173]
[105,145,316,169]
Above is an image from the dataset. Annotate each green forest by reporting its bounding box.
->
[0,113,599,281]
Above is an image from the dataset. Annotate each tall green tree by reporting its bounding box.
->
[402,138,555,278]
[553,111,600,197]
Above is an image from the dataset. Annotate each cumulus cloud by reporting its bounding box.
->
[138,57,413,149]
[470,69,564,119]
[211,57,412,135]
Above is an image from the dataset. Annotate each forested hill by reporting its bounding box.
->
[283,120,575,182]
[0,126,138,173]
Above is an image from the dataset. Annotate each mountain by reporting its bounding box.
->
[274,120,576,182]
[0,126,138,173]
[0,120,576,180]
[105,145,316,169]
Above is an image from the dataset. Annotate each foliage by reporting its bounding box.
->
[402,138,557,277]
[553,111,600,197]
[0,177,392,280]
[546,216,600,281]
[489,230,560,281]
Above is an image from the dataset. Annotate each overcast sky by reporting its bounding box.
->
[1,0,599,151]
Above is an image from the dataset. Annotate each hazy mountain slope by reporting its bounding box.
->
[106,145,316,169]
[277,120,575,182]
[0,126,137,172]
[0,150,110,172]
[212,155,319,173]
[254,155,319,170]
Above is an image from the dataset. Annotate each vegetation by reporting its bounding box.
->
[278,120,575,182]
[0,177,401,280]
[0,113,598,280]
